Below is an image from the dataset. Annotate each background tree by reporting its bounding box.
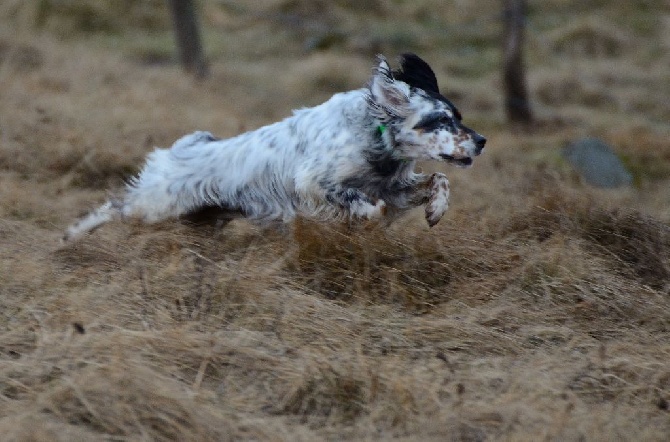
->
[502,0,532,124]
[167,0,208,79]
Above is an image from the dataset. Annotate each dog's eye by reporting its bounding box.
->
[414,113,451,131]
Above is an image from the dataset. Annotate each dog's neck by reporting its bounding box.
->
[367,118,412,178]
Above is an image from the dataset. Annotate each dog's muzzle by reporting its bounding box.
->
[439,134,486,166]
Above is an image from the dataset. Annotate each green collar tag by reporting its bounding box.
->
[377,124,387,135]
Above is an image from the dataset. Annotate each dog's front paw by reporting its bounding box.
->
[425,174,449,227]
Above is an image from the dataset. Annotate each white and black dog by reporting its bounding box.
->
[64,53,485,241]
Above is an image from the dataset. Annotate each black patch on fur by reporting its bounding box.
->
[341,189,362,204]
[367,127,404,177]
[326,188,365,207]
[393,53,461,115]
[413,111,456,132]
[369,153,403,177]
[203,133,220,142]
[295,139,307,154]
[393,53,440,94]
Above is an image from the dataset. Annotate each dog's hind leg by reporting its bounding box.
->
[63,199,123,242]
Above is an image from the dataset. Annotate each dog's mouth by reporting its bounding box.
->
[439,154,473,167]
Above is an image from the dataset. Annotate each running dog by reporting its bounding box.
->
[64,53,485,241]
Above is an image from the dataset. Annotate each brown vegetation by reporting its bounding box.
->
[0,1,669,440]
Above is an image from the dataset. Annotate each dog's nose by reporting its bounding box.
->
[473,134,486,154]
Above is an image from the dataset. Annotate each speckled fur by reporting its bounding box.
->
[64,54,485,241]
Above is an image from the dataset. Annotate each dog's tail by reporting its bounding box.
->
[62,200,122,242]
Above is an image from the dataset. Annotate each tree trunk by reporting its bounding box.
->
[167,0,208,79]
[502,0,532,124]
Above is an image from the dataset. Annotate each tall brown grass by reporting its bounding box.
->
[0,0,669,440]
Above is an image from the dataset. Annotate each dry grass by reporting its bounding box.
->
[1,1,669,440]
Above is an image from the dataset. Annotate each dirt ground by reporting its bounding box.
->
[1,1,669,440]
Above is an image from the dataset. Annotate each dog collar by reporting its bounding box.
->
[377,124,410,164]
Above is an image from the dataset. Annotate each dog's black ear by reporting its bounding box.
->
[393,53,440,94]
[367,55,411,120]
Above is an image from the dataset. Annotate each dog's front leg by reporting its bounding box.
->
[407,173,450,227]
[325,188,386,220]
[425,173,450,227]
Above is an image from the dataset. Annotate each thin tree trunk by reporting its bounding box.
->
[167,0,208,79]
[502,0,532,124]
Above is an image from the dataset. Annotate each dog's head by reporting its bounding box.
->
[366,53,486,166]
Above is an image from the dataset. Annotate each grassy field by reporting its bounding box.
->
[1,0,669,440]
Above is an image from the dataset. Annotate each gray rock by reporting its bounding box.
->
[563,137,633,188]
